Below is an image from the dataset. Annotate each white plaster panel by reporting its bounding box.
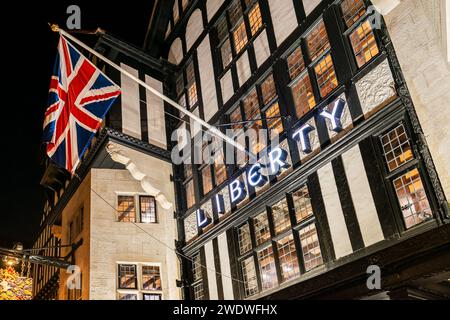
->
[297,117,321,162]
[207,0,225,21]
[341,145,385,247]
[253,29,271,68]
[145,75,167,149]
[220,70,234,104]
[205,240,218,300]
[236,51,252,87]
[303,0,322,16]
[268,0,299,46]
[317,163,353,259]
[120,63,141,139]
[218,232,235,300]
[323,94,353,140]
[186,9,204,51]
[168,38,184,65]
[198,36,219,121]
[173,1,180,24]
[217,185,232,215]
[184,211,198,242]
[201,200,213,221]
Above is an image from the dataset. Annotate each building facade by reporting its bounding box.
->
[155,0,450,299]
[33,34,181,300]
[33,0,450,300]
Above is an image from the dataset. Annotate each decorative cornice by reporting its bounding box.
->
[106,142,173,210]
[103,128,172,162]
[96,33,176,75]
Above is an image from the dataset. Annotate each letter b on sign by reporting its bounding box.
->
[366,265,381,290]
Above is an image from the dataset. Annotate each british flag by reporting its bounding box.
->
[43,36,121,174]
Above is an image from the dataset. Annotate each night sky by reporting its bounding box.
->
[0,1,155,249]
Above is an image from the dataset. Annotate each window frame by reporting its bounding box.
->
[339,0,382,71]
[117,263,164,300]
[285,18,339,123]
[117,194,159,224]
[191,251,206,300]
[375,122,437,232]
[175,58,200,112]
[118,264,138,290]
[227,71,284,167]
[141,265,162,291]
[235,183,325,298]
[139,195,158,224]
[143,293,162,300]
[117,195,136,223]
[215,0,266,74]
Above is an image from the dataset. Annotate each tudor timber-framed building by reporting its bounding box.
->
[154,0,450,300]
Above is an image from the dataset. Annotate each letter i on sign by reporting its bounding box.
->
[213,194,225,215]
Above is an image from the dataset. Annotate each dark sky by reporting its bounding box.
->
[0,1,155,249]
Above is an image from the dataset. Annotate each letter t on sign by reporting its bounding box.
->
[292,123,315,153]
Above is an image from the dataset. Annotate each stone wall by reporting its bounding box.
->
[89,144,180,300]
[384,0,450,200]
[58,173,91,300]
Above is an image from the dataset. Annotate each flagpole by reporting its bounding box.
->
[50,25,246,153]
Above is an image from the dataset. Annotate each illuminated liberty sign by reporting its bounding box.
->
[196,98,348,229]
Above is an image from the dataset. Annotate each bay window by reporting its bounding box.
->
[236,184,324,297]
[216,0,264,71]
[285,18,338,122]
[379,124,433,230]
[341,0,380,68]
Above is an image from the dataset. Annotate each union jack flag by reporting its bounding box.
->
[43,36,121,173]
